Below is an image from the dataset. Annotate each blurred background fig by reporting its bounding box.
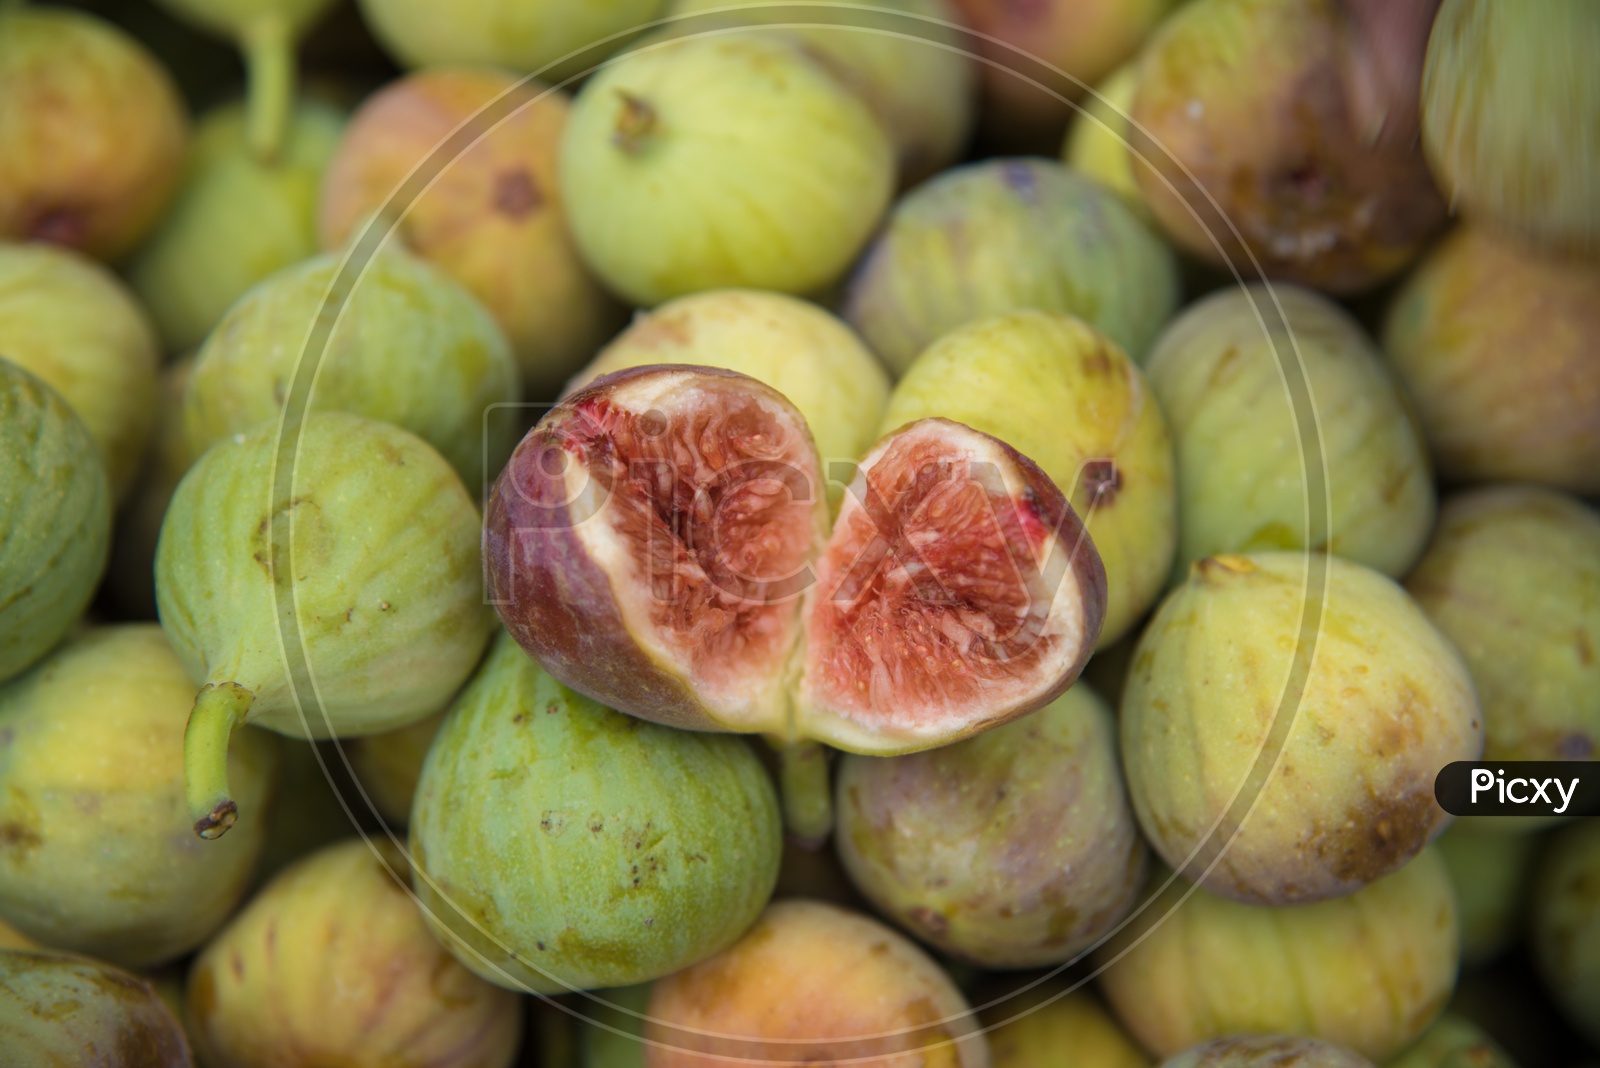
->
[0,359,110,685]
[1530,821,1600,1046]
[1405,486,1600,763]
[0,626,278,969]
[844,159,1179,373]
[187,838,523,1068]
[1122,552,1482,905]
[1146,284,1436,581]
[644,898,988,1068]
[0,948,194,1067]
[343,709,443,827]
[410,632,781,992]
[1433,821,1540,967]
[1161,1037,1375,1068]
[578,982,651,1068]
[0,5,188,260]
[560,34,894,307]
[979,981,1151,1068]
[1387,1013,1518,1068]
[0,240,160,502]
[251,737,369,884]
[319,67,620,398]
[1096,848,1460,1060]
[1381,227,1600,496]
[836,681,1145,967]
[1062,63,1147,221]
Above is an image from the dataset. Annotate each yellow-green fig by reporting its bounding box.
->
[410,632,782,993]
[1161,1037,1374,1068]
[1063,63,1147,220]
[345,709,443,826]
[980,982,1151,1068]
[0,949,194,1067]
[1096,849,1460,1061]
[1433,822,1540,966]
[0,241,160,501]
[187,838,523,1068]
[155,411,493,838]
[561,33,895,307]
[1530,821,1600,1046]
[1386,1014,1517,1068]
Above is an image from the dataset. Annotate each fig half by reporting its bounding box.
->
[486,365,1106,755]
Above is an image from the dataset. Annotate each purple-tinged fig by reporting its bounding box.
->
[0,949,194,1066]
[1160,1037,1374,1068]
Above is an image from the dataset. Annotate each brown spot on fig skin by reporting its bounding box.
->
[1578,628,1594,666]
[0,820,41,854]
[1314,789,1437,889]
[1083,459,1121,505]
[493,169,543,218]
[908,907,949,938]
[26,205,90,248]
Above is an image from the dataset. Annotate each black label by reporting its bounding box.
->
[1435,762,1600,818]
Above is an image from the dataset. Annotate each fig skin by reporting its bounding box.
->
[344,709,444,826]
[844,159,1179,373]
[1386,1013,1517,1068]
[183,247,521,491]
[643,898,989,1068]
[186,838,523,1068]
[1146,284,1436,582]
[1433,821,1540,966]
[1123,552,1482,906]
[1095,849,1459,1061]
[410,631,781,993]
[978,983,1150,1068]
[129,97,347,354]
[877,311,1175,648]
[1062,63,1148,221]
[319,68,622,396]
[1530,821,1600,1046]
[1404,485,1600,764]
[560,33,895,307]
[155,411,493,837]
[1380,227,1600,495]
[0,241,160,502]
[835,681,1145,968]
[0,359,110,685]
[0,626,279,970]
[0,949,194,1067]
[1129,0,1447,294]
[0,6,188,261]
[1160,1037,1374,1068]
[1421,0,1600,260]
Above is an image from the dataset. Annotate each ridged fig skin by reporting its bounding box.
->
[1158,1036,1374,1068]
[0,949,194,1067]
[644,899,989,1068]
[410,631,782,994]
[1530,821,1600,1046]
[980,982,1150,1068]
[1386,1013,1516,1068]
[1095,849,1459,1061]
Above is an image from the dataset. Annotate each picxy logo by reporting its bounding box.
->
[1435,761,1599,818]
[1469,767,1579,813]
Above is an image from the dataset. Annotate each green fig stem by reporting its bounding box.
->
[778,741,833,846]
[612,91,657,154]
[184,682,255,840]
[243,15,294,165]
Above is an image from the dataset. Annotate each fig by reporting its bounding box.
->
[187,838,523,1068]
[979,982,1150,1068]
[1530,821,1600,1046]
[1387,1014,1517,1068]
[566,289,890,479]
[129,96,347,354]
[835,680,1145,967]
[0,919,42,952]
[876,310,1175,648]
[155,411,493,838]
[560,33,895,307]
[1123,551,1481,905]
[1095,848,1460,1060]
[579,982,650,1068]
[0,6,188,260]
[410,630,780,992]
[485,364,1107,754]
[1380,227,1600,495]
[1129,0,1447,293]
[0,949,194,1067]
[1160,1037,1374,1068]
[643,898,988,1068]
[1433,821,1539,966]
[1146,284,1436,582]
[1405,485,1600,763]
[1421,0,1600,260]
[664,0,975,185]
[1062,63,1147,221]
[182,247,521,492]
[0,358,110,685]
[843,159,1179,373]
[0,626,278,969]
[344,709,443,826]
[252,738,368,883]
[0,241,160,502]
[318,68,621,396]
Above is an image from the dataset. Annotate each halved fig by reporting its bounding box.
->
[485,365,1106,754]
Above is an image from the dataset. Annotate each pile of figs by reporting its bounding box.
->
[0,0,1596,1065]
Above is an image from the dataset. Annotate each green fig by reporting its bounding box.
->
[1096,849,1459,1061]
[183,247,520,491]
[1386,1014,1518,1068]
[155,411,493,838]
[410,631,781,993]
[0,949,193,1066]
[1161,1037,1374,1068]
[1530,821,1600,1046]
[980,982,1151,1068]
[1405,485,1600,763]
[1146,284,1436,581]
[836,681,1145,967]
[0,626,278,969]
[1433,822,1540,966]
[844,159,1179,373]
[0,358,110,685]
[876,310,1175,647]
[1062,63,1148,221]
[129,97,347,354]
[579,982,651,1068]
[344,709,444,826]
[0,240,160,501]
[0,6,189,261]
[561,33,895,307]
[187,838,523,1068]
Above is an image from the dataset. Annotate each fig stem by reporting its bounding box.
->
[777,741,833,846]
[184,682,255,840]
[243,14,294,165]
